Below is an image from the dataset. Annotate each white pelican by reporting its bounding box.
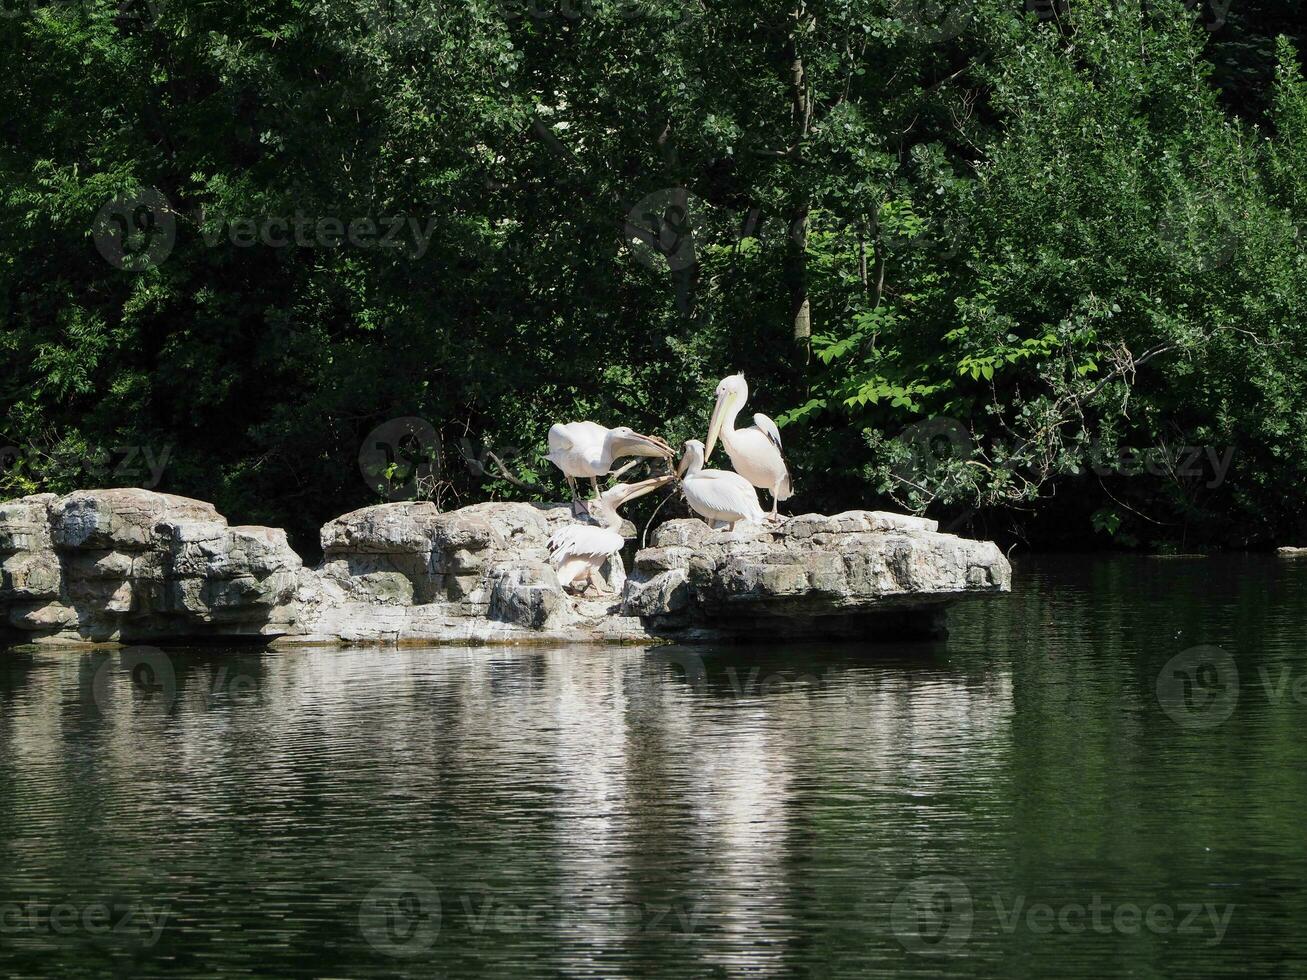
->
[547,422,674,514]
[549,474,674,592]
[676,439,767,531]
[704,373,792,517]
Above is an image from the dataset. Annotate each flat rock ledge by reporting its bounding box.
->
[0,490,1010,648]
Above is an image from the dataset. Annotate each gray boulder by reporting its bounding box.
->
[622,512,1010,640]
[1,489,302,643]
[289,499,630,644]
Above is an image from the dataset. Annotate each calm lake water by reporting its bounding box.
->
[2,554,1307,978]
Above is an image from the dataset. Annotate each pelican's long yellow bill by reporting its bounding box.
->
[612,473,675,507]
[704,389,730,460]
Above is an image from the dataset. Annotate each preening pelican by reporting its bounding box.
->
[549,474,674,592]
[547,422,674,514]
[704,373,792,517]
[677,439,767,531]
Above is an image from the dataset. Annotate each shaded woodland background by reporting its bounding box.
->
[2,0,1306,555]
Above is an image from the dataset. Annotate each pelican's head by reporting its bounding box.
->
[588,473,675,528]
[608,426,675,460]
[677,438,707,479]
[705,373,748,461]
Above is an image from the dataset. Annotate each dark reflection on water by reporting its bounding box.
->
[2,555,1307,978]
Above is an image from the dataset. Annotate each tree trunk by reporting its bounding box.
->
[787,207,811,347]
[785,13,814,361]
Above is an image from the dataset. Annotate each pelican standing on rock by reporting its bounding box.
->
[677,439,767,531]
[704,373,792,518]
[547,422,674,515]
[549,474,674,592]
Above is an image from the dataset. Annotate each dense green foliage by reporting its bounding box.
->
[2,0,1304,552]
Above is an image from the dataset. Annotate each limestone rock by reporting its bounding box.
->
[621,512,1010,639]
[50,490,220,550]
[0,489,303,643]
[487,562,570,630]
[2,492,1010,647]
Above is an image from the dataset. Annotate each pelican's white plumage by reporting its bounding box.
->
[548,474,673,591]
[704,374,792,516]
[547,422,674,513]
[547,422,672,479]
[549,524,626,591]
[547,422,612,479]
[678,439,767,530]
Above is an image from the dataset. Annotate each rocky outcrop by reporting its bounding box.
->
[621,512,1007,640]
[1,490,1010,648]
[0,490,302,643]
[288,500,638,644]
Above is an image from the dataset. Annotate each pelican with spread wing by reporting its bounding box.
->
[704,373,792,518]
[677,439,766,531]
[547,422,674,515]
[549,474,674,592]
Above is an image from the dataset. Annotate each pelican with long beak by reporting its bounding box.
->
[704,373,792,518]
[547,422,674,515]
[677,439,767,532]
[549,474,675,592]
